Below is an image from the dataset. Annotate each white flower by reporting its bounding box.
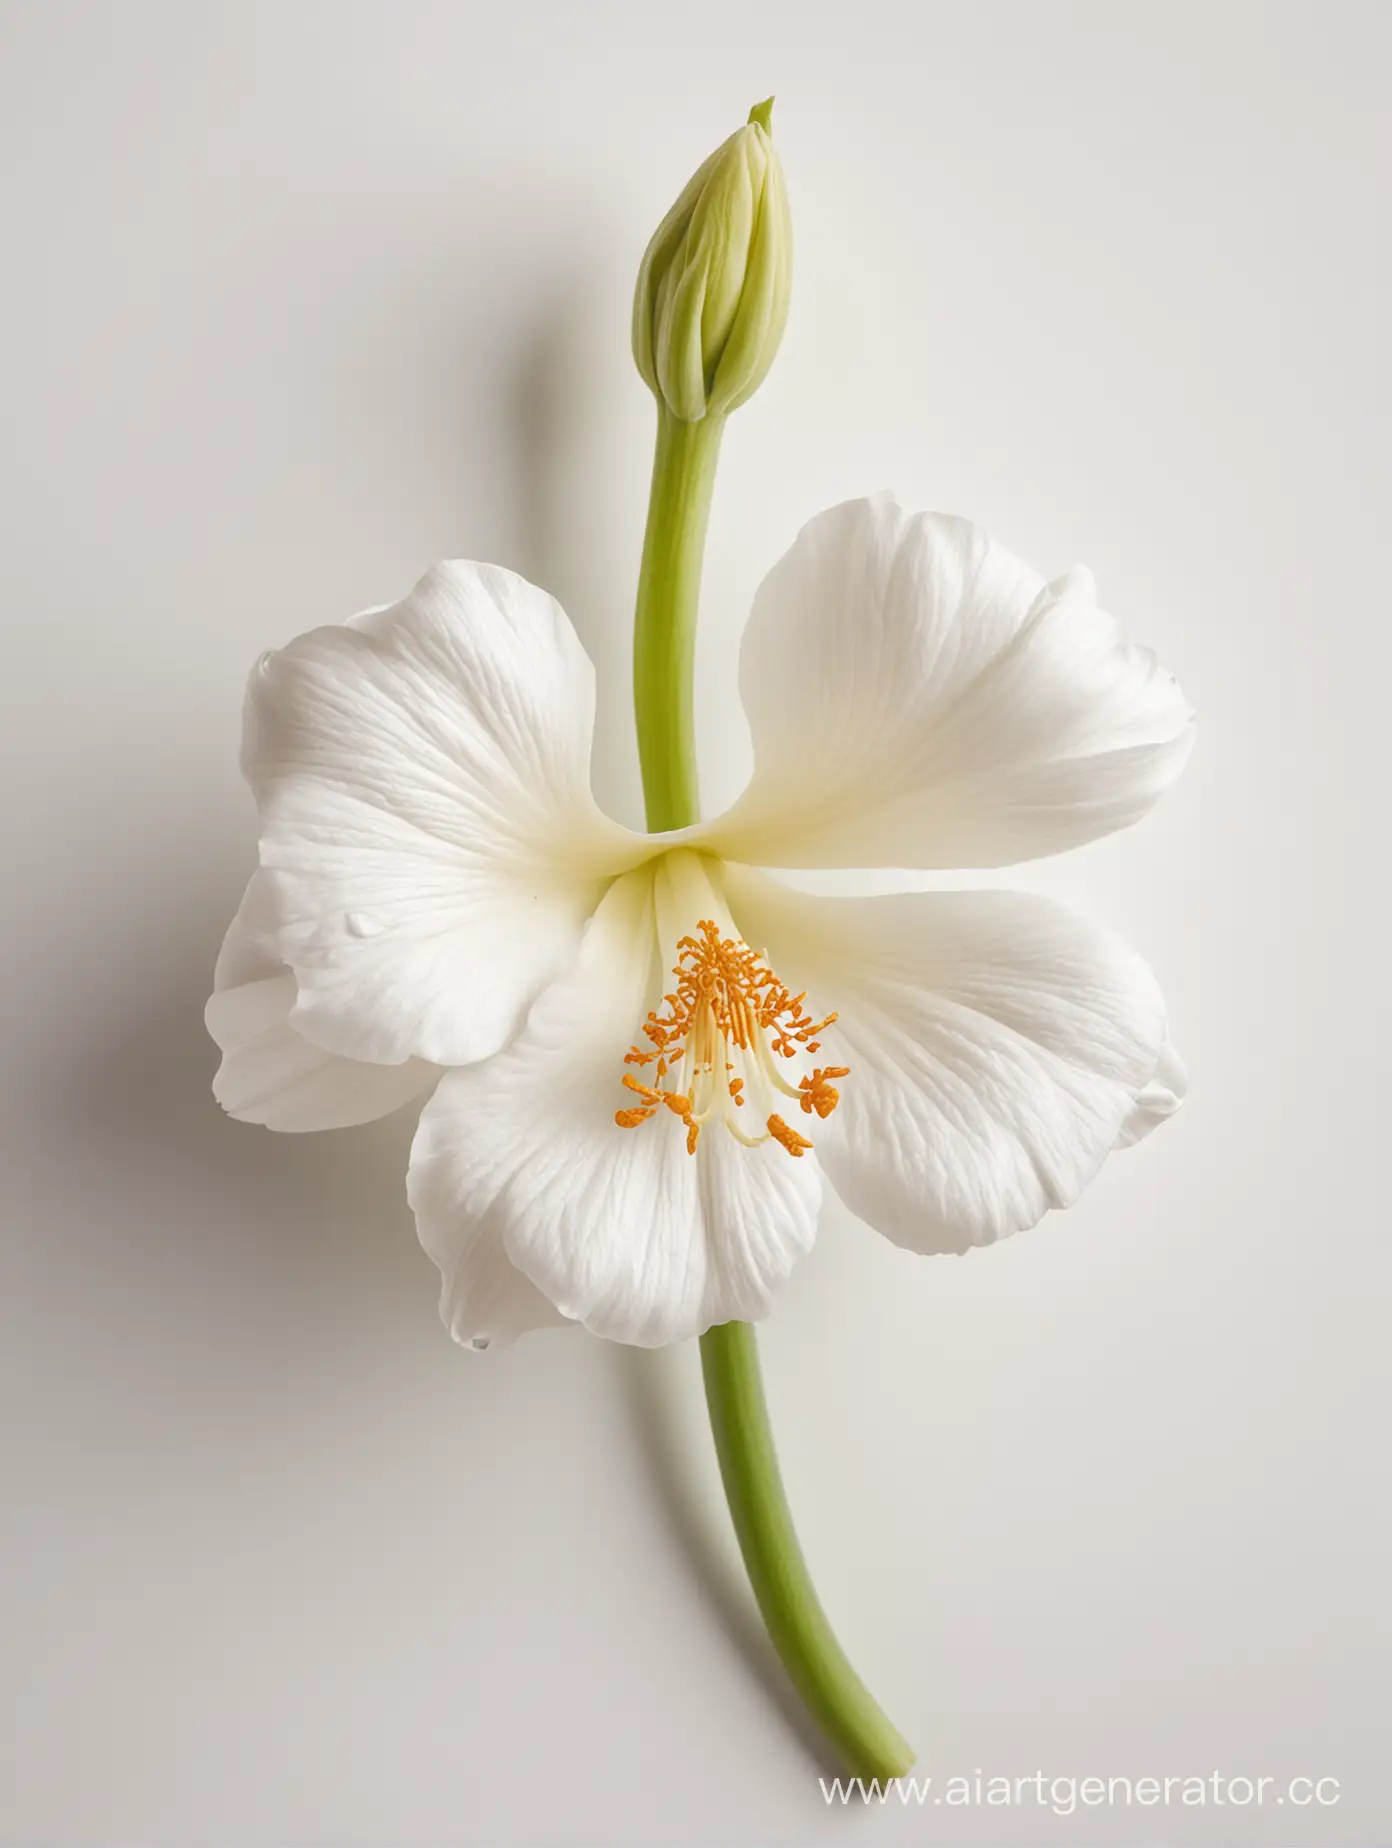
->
[208,496,1192,1349]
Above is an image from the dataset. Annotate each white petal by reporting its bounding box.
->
[207,877,437,1132]
[1116,1036,1188,1149]
[407,869,821,1349]
[213,873,282,990]
[699,497,1193,870]
[406,1091,574,1352]
[207,974,437,1132]
[244,561,649,1067]
[725,868,1167,1253]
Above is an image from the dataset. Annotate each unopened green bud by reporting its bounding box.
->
[632,98,793,423]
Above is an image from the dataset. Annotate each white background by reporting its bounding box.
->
[2,2,1387,1843]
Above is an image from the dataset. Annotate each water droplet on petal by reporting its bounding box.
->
[344,912,383,938]
[470,1335,491,1353]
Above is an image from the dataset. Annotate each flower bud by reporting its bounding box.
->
[632,99,792,423]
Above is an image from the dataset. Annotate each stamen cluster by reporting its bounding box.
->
[615,918,848,1156]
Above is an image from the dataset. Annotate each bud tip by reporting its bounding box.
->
[633,97,791,421]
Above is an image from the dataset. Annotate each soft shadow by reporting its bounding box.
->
[49,826,436,1365]
[509,272,648,831]
[41,807,596,1465]
[615,1342,838,1772]
[508,286,834,1772]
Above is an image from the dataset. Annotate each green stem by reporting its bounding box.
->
[701,1322,916,1779]
[632,404,916,1781]
[633,405,724,833]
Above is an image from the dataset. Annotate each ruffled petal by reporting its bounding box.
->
[406,1100,574,1353]
[244,561,649,1068]
[725,868,1167,1253]
[207,877,437,1132]
[698,497,1193,871]
[407,869,820,1349]
[1116,1036,1188,1149]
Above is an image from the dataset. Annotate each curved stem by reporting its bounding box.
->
[631,401,916,1780]
[701,1322,916,1779]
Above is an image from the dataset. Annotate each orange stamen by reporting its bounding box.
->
[767,1114,814,1157]
[798,1066,850,1119]
[613,918,848,1158]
